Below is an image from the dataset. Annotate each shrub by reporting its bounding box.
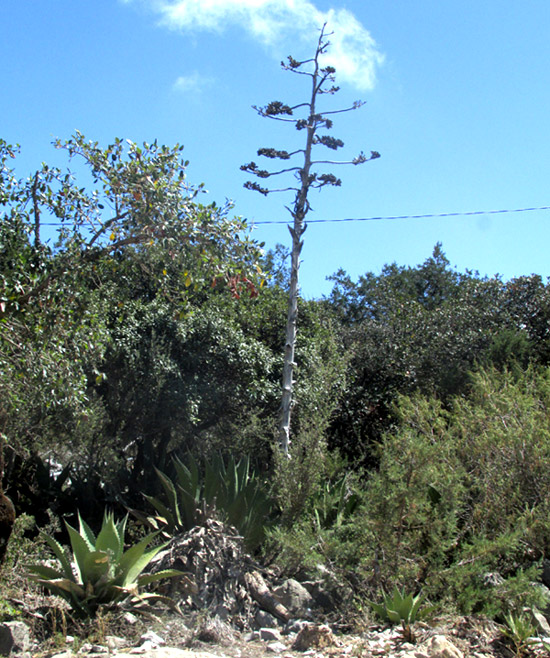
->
[359,365,550,616]
[264,452,365,580]
[271,424,329,526]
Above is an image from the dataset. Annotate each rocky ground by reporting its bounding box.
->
[4,520,549,657]
[5,613,545,658]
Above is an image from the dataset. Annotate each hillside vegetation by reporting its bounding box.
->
[2,136,550,642]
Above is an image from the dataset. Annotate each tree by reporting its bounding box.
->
[326,246,514,461]
[2,132,263,315]
[241,25,380,455]
[0,133,265,466]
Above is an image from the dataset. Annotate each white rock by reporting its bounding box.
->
[123,611,139,624]
[426,635,463,658]
[0,621,31,655]
[106,635,127,650]
[128,649,210,657]
[267,641,288,653]
[531,609,550,636]
[141,630,166,647]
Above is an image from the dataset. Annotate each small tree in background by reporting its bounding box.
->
[241,25,380,456]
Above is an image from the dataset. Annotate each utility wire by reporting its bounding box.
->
[252,205,550,225]
[31,204,550,227]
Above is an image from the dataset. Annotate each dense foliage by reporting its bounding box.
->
[3,134,550,623]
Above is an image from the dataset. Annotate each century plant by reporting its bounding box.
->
[311,473,360,531]
[367,587,433,643]
[141,453,274,551]
[28,511,181,618]
[241,24,379,456]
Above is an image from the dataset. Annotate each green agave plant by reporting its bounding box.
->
[368,587,433,643]
[29,511,181,618]
[140,453,274,551]
[312,473,360,531]
[502,612,542,657]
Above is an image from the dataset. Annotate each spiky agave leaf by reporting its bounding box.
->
[77,512,97,551]
[154,468,182,528]
[39,532,75,580]
[137,568,188,587]
[95,512,125,563]
[116,532,166,588]
[65,521,94,584]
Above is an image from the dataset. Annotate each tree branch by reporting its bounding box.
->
[86,211,131,248]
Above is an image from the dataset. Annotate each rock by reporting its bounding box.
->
[77,643,109,654]
[255,609,280,628]
[302,572,353,612]
[284,619,310,635]
[260,627,282,642]
[123,611,139,625]
[481,572,504,587]
[106,635,127,650]
[135,641,159,654]
[194,616,235,645]
[132,647,222,658]
[530,609,550,636]
[302,581,336,612]
[0,621,30,656]
[292,623,335,651]
[140,630,166,648]
[273,579,315,617]
[266,641,287,653]
[425,635,464,658]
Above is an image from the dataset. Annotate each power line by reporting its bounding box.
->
[253,205,550,225]
[31,204,550,227]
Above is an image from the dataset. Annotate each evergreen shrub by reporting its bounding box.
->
[359,366,550,616]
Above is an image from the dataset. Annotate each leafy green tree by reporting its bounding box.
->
[325,246,535,461]
[96,294,279,500]
[0,133,264,511]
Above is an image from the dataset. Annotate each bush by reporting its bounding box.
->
[265,447,365,579]
[270,424,329,527]
[358,365,550,616]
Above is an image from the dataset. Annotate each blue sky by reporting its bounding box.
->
[3,1,550,298]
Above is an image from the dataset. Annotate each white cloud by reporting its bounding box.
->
[172,71,213,93]
[125,0,384,91]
